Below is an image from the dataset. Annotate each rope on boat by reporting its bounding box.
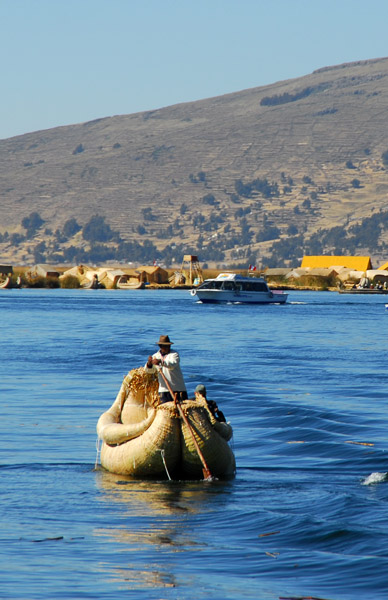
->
[159,449,172,481]
[228,426,235,448]
[95,436,102,469]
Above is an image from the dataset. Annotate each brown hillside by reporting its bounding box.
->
[2,57,388,266]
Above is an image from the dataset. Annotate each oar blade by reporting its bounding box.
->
[203,468,213,480]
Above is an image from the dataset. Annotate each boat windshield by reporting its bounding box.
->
[198,280,224,290]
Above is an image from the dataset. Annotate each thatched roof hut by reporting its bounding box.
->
[121,267,147,282]
[366,269,388,284]
[101,269,125,286]
[60,264,93,285]
[305,268,337,277]
[61,264,92,278]
[137,265,169,284]
[285,268,308,279]
[334,268,354,282]
[347,270,367,281]
[60,265,149,288]
[82,267,125,289]
[264,268,293,279]
[28,264,60,279]
[0,265,13,275]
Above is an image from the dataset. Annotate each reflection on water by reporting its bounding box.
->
[94,470,231,592]
[95,469,217,516]
[97,562,178,591]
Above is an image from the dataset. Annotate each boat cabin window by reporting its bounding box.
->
[241,280,268,292]
[221,281,236,291]
[199,278,268,292]
[199,280,223,290]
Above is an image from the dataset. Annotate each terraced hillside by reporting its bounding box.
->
[2,57,388,267]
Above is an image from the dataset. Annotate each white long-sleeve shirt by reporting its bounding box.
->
[145,350,187,393]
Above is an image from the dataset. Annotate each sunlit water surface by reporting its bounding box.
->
[1,288,388,600]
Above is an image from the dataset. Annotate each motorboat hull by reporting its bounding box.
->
[194,289,287,303]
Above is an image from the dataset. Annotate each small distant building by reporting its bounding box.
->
[334,267,356,282]
[82,267,127,289]
[366,269,388,284]
[102,269,125,286]
[285,268,309,279]
[305,267,337,278]
[264,268,292,278]
[137,265,169,284]
[123,268,148,283]
[61,264,92,280]
[301,255,372,271]
[28,264,60,279]
[0,265,13,275]
[284,267,338,281]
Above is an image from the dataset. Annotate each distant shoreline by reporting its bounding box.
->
[2,265,364,292]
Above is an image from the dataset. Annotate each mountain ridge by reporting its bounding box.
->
[2,56,388,267]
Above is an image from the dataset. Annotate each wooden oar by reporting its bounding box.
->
[157,366,213,480]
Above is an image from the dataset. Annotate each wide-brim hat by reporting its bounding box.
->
[156,335,173,346]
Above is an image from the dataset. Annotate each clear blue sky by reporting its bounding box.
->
[1,0,387,140]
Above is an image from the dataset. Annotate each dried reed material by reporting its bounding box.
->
[100,406,181,477]
[122,367,159,407]
[180,399,236,478]
[194,395,233,441]
[97,380,236,479]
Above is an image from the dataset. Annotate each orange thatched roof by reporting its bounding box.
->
[301,256,372,271]
[377,261,388,271]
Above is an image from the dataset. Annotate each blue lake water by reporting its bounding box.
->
[1,288,388,600]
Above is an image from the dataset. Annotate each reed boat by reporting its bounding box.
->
[96,368,235,480]
[82,276,104,289]
[339,288,388,294]
[116,276,145,290]
[0,277,12,289]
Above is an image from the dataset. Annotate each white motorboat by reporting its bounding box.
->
[190,273,288,304]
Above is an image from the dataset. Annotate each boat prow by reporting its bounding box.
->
[0,277,12,289]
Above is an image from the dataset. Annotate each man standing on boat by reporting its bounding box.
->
[145,335,188,403]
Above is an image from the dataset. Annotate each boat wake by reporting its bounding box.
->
[362,471,388,485]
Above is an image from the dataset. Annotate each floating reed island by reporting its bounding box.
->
[6,256,388,292]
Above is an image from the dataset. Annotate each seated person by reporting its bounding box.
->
[194,384,226,423]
